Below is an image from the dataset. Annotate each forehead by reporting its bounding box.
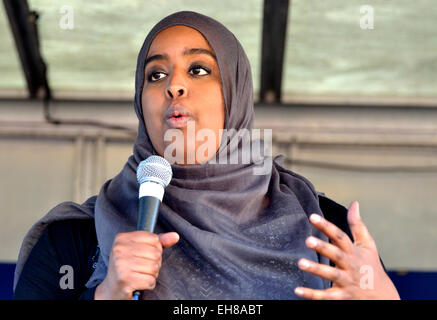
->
[147,25,213,55]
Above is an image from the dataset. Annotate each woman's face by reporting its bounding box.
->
[142,25,225,165]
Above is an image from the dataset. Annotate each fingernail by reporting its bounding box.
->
[295,287,303,295]
[298,259,310,269]
[356,201,360,217]
[167,232,179,241]
[310,214,322,223]
[307,236,318,248]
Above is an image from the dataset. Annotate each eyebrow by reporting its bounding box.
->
[145,48,217,67]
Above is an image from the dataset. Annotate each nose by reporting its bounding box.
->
[166,73,188,99]
[166,85,187,99]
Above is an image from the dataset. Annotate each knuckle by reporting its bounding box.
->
[151,247,162,260]
[331,269,342,282]
[334,229,345,242]
[149,261,160,277]
[148,232,160,244]
[309,262,319,273]
[343,273,354,286]
[313,291,324,300]
[114,232,127,243]
[334,249,345,262]
[315,240,324,250]
[155,242,164,253]
[146,275,156,289]
[350,264,361,280]
[321,219,328,228]
[153,261,161,273]
[112,245,124,257]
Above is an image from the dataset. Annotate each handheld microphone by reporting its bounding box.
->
[132,155,172,300]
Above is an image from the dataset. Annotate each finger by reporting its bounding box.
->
[347,201,376,249]
[125,272,158,293]
[116,231,162,250]
[294,286,345,300]
[128,256,162,277]
[159,232,180,248]
[305,236,350,270]
[298,258,350,287]
[309,214,354,253]
[113,241,163,261]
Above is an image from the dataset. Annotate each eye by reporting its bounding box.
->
[189,64,210,76]
[148,71,167,82]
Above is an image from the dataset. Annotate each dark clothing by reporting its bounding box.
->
[14,219,99,300]
[14,195,383,300]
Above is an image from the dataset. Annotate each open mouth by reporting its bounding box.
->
[165,105,193,128]
[166,114,192,128]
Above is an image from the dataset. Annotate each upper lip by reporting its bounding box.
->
[164,104,193,120]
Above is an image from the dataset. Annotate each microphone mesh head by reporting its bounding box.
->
[136,155,173,187]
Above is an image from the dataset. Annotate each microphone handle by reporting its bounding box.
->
[133,196,161,300]
[137,196,161,232]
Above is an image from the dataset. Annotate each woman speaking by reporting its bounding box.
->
[13,11,399,300]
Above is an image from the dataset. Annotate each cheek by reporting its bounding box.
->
[141,90,165,145]
[142,89,162,123]
[194,85,225,152]
[196,85,225,129]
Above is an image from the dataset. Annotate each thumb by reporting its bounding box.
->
[159,232,180,249]
[347,201,375,249]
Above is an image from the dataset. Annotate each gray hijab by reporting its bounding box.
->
[14,11,330,299]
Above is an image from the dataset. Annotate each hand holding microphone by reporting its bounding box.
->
[94,156,178,300]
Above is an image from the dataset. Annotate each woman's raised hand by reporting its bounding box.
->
[94,231,179,300]
[295,201,400,300]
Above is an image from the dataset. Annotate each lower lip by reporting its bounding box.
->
[166,116,192,128]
